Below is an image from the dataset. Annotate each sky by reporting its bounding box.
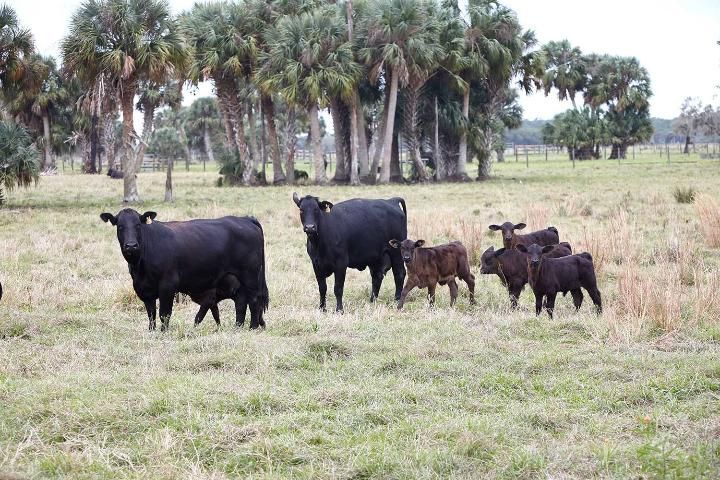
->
[7,0,720,121]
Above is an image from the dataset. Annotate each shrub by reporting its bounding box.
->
[673,187,696,204]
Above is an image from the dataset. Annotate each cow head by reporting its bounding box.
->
[389,238,425,264]
[480,246,506,274]
[489,221,526,247]
[100,208,157,262]
[292,192,332,236]
[515,243,554,272]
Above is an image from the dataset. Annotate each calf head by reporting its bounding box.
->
[389,238,425,264]
[489,221,526,248]
[480,246,506,274]
[292,192,333,236]
[515,243,554,273]
[100,208,157,262]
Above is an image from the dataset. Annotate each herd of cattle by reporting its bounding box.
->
[96,192,602,331]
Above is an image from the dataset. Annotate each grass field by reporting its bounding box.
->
[2,152,720,479]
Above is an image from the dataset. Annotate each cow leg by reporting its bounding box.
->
[390,254,406,301]
[427,283,437,307]
[587,287,602,314]
[158,291,174,332]
[210,304,221,327]
[545,292,557,319]
[234,291,248,327]
[570,289,584,311]
[144,300,157,331]
[463,273,476,305]
[334,267,347,313]
[369,266,384,302]
[509,284,523,309]
[313,265,328,311]
[448,280,459,306]
[397,279,416,310]
[194,305,210,326]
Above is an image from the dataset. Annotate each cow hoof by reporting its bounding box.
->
[235,322,245,328]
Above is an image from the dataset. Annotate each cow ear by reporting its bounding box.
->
[415,239,425,248]
[541,245,555,254]
[515,244,528,253]
[389,239,400,248]
[494,247,506,257]
[100,213,117,225]
[514,223,527,230]
[292,192,301,207]
[141,211,157,224]
[488,224,501,231]
[319,201,334,212]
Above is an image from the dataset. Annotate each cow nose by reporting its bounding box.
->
[303,224,316,233]
[124,242,139,251]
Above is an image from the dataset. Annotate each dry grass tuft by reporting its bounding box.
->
[694,194,720,247]
[524,204,550,231]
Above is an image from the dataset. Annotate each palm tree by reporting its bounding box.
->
[541,40,585,109]
[258,7,359,185]
[61,0,187,202]
[185,97,222,165]
[0,121,39,204]
[358,0,439,184]
[183,1,256,185]
[0,4,33,91]
[136,79,183,169]
[30,56,67,169]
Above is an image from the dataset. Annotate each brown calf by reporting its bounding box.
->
[516,243,602,318]
[480,242,573,308]
[389,239,475,309]
[488,221,559,249]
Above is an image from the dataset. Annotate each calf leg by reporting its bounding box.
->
[144,300,157,331]
[194,305,210,326]
[462,272,476,305]
[397,279,417,310]
[545,292,557,319]
[534,293,543,316]
[427,283,437,307]
[333,267,347,313]
[570,289,584,311]
[210,304,220,327]
[448,279,459,306]
[587,287,602,314]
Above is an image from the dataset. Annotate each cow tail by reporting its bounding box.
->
[398,198,407,217]
[257,222,269,313]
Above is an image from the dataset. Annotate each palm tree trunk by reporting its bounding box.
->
[203,122,215,163]
[261,94,285,184]
[330,97,348,183]
[404,86,428,182]
[457,87,470,179]
[121,82,140,203]
[42,113,53,170]
[434,95,445,181]
[246,100,259,174]
[379,69,399,184]
[477,126,493,180]
[102,113,117,169]
[390,129,402,182]
[164,158,173,202]
[285,105,297,185]
[136,106,155,173]
[356,93,370,181]
[370,93,389,183]
[345,0,361,186]
[88,112,99,174]
[309,102,327,184]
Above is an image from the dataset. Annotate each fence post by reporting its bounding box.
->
[571,145,575,168]
[667,144,670,163]
[545,145,548,161]
[515,145,518,162]
[525,147,529,168]
[632,144,635,160]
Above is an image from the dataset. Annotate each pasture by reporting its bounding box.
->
[1,154,720,478]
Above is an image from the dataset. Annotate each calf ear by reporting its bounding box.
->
[415,239,425,248]
[292,192,301,207]
[319,201,334,212]
[514,223,527,230]
[389,239,400,248]
[488,224,501,231]
[494,247,506,257]
[100,213,117,225]
[541,245,555,254]
[515,244,528,253]
[141,211,157,224]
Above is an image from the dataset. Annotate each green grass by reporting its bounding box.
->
[1,151,720,478]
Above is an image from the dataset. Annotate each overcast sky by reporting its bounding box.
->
[8,0,720,120]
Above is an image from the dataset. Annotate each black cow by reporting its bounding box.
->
[516,243,602,318]
[100,209,268,331]
[293,192,407,312]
